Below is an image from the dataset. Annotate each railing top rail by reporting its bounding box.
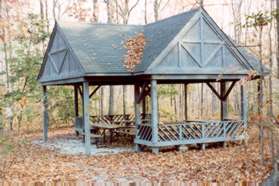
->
[161,120,245,127]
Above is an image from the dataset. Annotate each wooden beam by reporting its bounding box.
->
[74,85,79,117]
[220,82,227,120]
[142,87,146,119]
[43,86,49,142]
[89,85,101,98]
[151,79,159,152]
[78,86,82,97]
[134,83,141,152]
[206,82,222,100]
[223,81,237,100]
[83,81,91,155]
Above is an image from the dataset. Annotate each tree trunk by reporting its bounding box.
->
[258,26,265,164]
[106,0,113,23]
[153,0,159,21]
[92,0,98,23]
[52,0,56,20]
[268,0,273,116]
[106,0,115,115]
[144,0,147,24]
[277,0,279,78]
[45,0,49,33]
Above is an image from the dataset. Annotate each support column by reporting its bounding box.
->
[220,82,228,120]
[74,85,79,117]
[142,92,146,119]
[83,81,91,155]
[151,79,159,154]
[134,84,141,152]
[184,83,188,121]
[43,86,49,142]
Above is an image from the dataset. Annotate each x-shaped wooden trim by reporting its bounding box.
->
[206,81,237,101]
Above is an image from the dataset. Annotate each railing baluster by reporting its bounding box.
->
[179,125,183,140]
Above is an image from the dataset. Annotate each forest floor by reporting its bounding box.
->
[0,124,273,184]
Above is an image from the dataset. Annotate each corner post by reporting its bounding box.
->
[142,89,146,119]
[220,82,227,120]
[151,79,159,153]
[83,81,91,155]
[43,86,49,142]
[134,83,141,151]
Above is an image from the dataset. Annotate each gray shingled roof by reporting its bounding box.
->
[59,23,143,74]
[58,9,198,74]
[40,8,267,82]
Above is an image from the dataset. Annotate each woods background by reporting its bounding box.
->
[0,0,278,132]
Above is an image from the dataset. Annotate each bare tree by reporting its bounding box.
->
[144,0,148,24]
[268,0,274,116]
[153,0,170,21]
[104,0,115,115]
[114,0,140,24]
[231,0,243,114]
[92,0,99,23]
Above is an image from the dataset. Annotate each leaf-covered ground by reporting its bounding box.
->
[0,125,272,184]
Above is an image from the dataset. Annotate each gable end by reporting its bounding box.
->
[38,23,85,84]
[144,8,254,76]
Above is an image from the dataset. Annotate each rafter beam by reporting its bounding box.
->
[78,86,82,97]
[223,81,237,100]
[206,81,237,101]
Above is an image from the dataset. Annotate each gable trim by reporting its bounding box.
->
[37,23,57,80]
[145,8,255,74]
[56,25,86,74]
[38,22,86,83]
[145,10,202,72]
[200,9,254,71]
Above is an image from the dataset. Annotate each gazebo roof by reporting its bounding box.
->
[38,8,268,85]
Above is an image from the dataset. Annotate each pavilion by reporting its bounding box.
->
[38,8,268,154]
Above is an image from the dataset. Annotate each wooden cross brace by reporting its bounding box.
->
[206,81,237,101]
[78,85,101,99]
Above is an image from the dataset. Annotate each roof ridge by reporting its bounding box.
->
[58,21,143,27]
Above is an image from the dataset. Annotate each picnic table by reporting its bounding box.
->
[91,122,124,143]
[75,114,151,145]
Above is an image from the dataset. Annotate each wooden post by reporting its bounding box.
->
[134,83,141,151]
[74,85,79,117]
[43,86,49,142]
[142,86,146,119]
[220,82,227,120]
[184,83,188,121]
[151,79,159,153]
[83,81,91,155]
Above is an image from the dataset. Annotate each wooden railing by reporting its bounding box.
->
[135,120,247,146]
